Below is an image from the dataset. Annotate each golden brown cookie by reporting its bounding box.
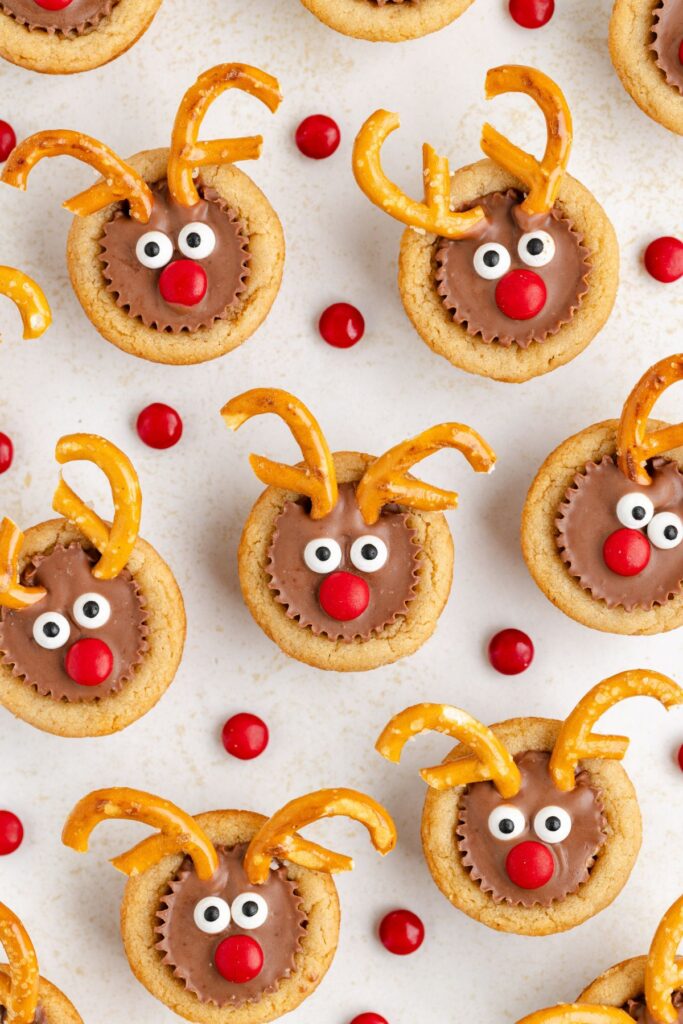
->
[610,0,683,136]
[0,0,163,75]
[580,957,651,1008]
[299,0,475,41]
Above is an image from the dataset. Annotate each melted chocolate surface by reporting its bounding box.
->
[652,0,683,94]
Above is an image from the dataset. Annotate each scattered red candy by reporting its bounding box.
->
[679,38,683,64]
[0,433,13,474]
[214,935,264,984]
[644,236,683,284]
[137,403,183,450]
[0,811,23,855]
[379,909,424,956]
[158,259,207,306]
[602,528,651,577]
[295,114,341,159]
[64,638,113,686]
[34,0,73,8]
[488,629,534,675]
[350,1016,389,1024]
[0,121,16,163]
[495,269,547,320]
[319,303,365,348]
[509,0,555,28]
[505,841,554,889]
[318,571,370,621]
[677,743,683,772]
[222,713,269,760]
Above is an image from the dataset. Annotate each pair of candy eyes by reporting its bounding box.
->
[136,223,216,269]
[488,805,572,844]
[194,893,268,935]
[473,230,555,281]
[32,594,110,650]
[616,493,683,550]
[303,536,388,574]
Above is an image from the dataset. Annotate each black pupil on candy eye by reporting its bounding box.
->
[361,544,378,561]
[315,547,331,562]
[43,622,60,638]
[186,232,202,249]
[483,250,500,268]
[203,906,220,923]
[242,901,259,918]
[499,818,515,835]
[527,238,544,256]
[665,525,679,540]
[632,506,647,521]
[545,816,562,832]
[144,241,160,258]
[83,601,99,619]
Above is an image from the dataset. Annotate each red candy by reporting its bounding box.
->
[295,114,341,159]
[505,840,554,889]
[0,811,23,856]
[644,237,683,284]
[679,39,683,64]
[0,433,13,474]
[319,303,365,349]
[495,269,547,320]
[214,935,264,984]
[158,259,207,306]
[603,528,651,577]
[351,1016,389,1024]
[677,743,683,772]
[222,713,269,760]
[488,629,534,675]
[34,0,73,8]
[137,403,183,450]
[64,638,113,687]
[0,121,16,163]
[509,0,555,28]
[379,910,424,956]
[318,571,370,621]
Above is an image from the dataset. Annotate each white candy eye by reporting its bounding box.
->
[32,612,70,650]
[303,538,342,573]
[349,536,388,573]
[518,231,556,268]
[473,242,511,280]
[533,806,572,844]
[647,511,683,550]
[487,805,526,841]
[135,230,173,269]
[616,492,654,529]
[231,893,268,930]
[193,896,231,934]
[72,593,111,629]
[178,222,216,260]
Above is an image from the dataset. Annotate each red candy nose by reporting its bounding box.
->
[34,0,73,8]
[64,638,113,686]
[318,571,370,621]
[505,841,554,889]
[214,935,264,984]
[495,269,547,320]
[603,528,651,576]
[158,260,207,307]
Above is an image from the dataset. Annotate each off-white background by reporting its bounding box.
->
[0,0,682,1021]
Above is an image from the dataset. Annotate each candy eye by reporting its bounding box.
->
[303,538,342,573]
[487,805,525,841]
[32,612,70,650]
[473,242,511,280]
[72,593,111,629]
[231,893,268,930]
[349,535,388,573]
[518,231,556,268]
[616,492,654,528]
[533,806,572,844]
[647,511,683,550]
[178,222,216,260]
[135,231,173,269]
[193,897,231,934]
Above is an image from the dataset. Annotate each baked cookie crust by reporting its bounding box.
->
[579,956,651,1006]
[299,0,474,41]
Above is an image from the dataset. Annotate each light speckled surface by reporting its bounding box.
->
[1,1,683,1021]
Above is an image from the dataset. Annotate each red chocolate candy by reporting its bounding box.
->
[0,433,13,474]
[137,403,183,450]
[0,121,16,163]
[495,269,547,320]
[351,1016,389,1024]
[0,810,23,855]
[318,571,370,621]
[379,910,424,955]
[505,840,555,889]
[644,237,683,284]
[214,935,264,984]
[678,743,683,772]
[509,0,555,28]
[158,259,208,307]
[488,629,534,675]
[34,0,74,7]
[221,713,269,760]
[64,638,114,686]
[602,528,651,576]
[319,303,365,348]
[295,114,341,159]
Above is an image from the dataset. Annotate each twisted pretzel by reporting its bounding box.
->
[0,267,51,340]
[645,894,683,1024]
[0,903,40,1024]
[617,355,683,486]
[0,519,47,610]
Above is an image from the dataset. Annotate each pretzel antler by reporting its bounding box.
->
[515,1006,635,1024]
[481,65,573,218]
[62,787,219,882]
[616,355,683,486]
[355,423,496,526]
[376,703,521,797]
[0,904,40,1024]
[353,109,488,238]
[1,130,153,223]
[645,894,683,1024]
[0,519,47,610]
[167,63,282,208]
[0,268,51,340]
[221,388,338,520]
[549,670,683,792]
[52,434,141,581]
[243,788,396,886]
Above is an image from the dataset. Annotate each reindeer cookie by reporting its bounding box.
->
[0,902,82,1024]
[353,65,619,383]
[1,63,284,365]
[0,266,51,340]
[298,0,476,42]
[222,387,495,672]
[523,354,683,635]
[0,433,184,737]
[377,670,683,935]
[63,786,396,1024]
[0,0,163,75]
[610,0,683,135]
